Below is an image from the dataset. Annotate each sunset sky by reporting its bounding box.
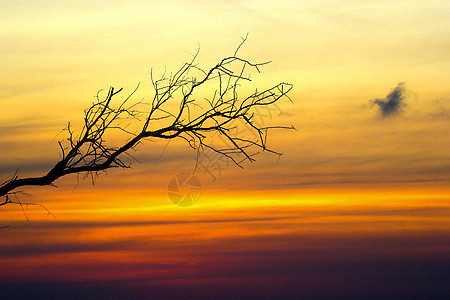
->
[1,1,449,299]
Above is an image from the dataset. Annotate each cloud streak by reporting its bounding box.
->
[372,83,407,117]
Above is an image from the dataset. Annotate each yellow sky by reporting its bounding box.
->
[1,4,449,298]
[1,0,449,197]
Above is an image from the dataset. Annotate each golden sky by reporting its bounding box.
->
[1,0,448,192]
[0,1,449,298]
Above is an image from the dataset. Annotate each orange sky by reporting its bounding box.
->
[1,1,449,299]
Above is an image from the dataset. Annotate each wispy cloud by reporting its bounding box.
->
[372,83,407,117]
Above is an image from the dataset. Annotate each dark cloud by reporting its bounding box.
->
[1,226,448,299]
[372,82,407,117]
[0,157,55,180]
[5,216,294,232]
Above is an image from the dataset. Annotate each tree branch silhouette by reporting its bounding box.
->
[0,38,293,206]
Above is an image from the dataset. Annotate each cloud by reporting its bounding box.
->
[6,216,294,232]
[372,82,407,117]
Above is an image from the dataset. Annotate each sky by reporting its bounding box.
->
[1,1,449,299]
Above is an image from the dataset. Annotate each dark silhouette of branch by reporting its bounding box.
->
[0,191,55,220]
[0,37,293,205]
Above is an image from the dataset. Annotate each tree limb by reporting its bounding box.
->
[0,38,293,205]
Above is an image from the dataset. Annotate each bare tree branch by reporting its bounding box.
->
[0,38,294,206]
